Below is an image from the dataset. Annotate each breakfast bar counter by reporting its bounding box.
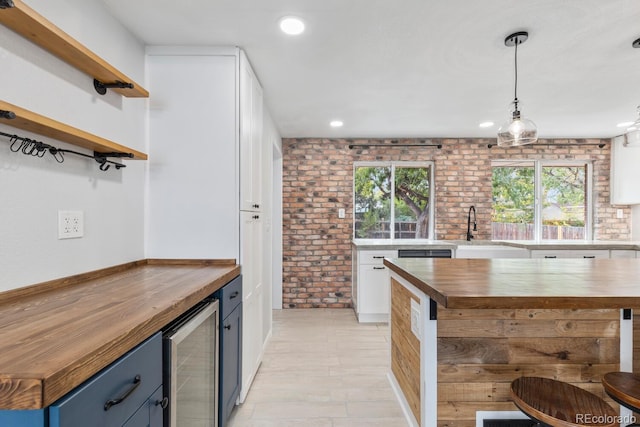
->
[383,258,640,427]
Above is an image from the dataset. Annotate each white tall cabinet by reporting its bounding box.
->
[145,47,273,403]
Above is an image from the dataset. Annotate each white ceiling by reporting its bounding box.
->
[101,0,640,140]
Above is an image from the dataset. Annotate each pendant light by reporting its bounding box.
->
[624,38,640,146]
[624,106,640,146]
[497,31,538,146]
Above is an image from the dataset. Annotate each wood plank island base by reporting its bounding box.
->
[383,258,640,427]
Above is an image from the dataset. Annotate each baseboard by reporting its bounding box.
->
[387,371,419,427]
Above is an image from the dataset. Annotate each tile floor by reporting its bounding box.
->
[226,308,408,427]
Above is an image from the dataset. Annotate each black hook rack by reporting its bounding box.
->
[93,79,134,95]
[0,0,14,9]
[0,131,128,171]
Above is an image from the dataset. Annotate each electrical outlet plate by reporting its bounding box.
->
[58,210,84,239]
[410,298,421,339]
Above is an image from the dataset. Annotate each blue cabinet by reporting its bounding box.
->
[215,276,243,427]
[0,333,164,427]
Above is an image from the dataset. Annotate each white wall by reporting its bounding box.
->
[0,0,147,291]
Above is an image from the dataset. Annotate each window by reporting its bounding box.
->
[354,162,434,239]
[491,160,592,240]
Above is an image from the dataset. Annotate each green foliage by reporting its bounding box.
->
[492,167,535,223]
[492,165,586,227]
[355,165,431,238]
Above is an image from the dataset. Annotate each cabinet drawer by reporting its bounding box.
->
[50,333,162,427]
[217,275,242,319]
[358,250,397,265]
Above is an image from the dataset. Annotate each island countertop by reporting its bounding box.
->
[383,257,640,309]
[0,259,240,410]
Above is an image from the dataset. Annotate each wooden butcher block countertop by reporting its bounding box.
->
[384,257,640,310]
[0,259,240,410]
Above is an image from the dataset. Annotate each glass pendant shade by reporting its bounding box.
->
[497,108,537,146]
[624,107,640,146]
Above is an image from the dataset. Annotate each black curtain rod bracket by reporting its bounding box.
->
[93,79,134,95]
[0,110,16,119]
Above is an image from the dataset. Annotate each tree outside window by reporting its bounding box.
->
[354,163,433,239]
[492,160,590,240]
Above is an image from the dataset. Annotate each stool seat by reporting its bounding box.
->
[602,372,640,413]
[511,377,618,427]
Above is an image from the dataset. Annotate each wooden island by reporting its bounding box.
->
[383,257,640,427]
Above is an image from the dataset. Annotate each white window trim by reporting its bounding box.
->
[353,161,435,240]
[492,159,593,241]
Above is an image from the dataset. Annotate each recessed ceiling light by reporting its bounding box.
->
[479,121,494,128]
[617,121,634,128]
[330,120,343,128]
[279,16,305,35]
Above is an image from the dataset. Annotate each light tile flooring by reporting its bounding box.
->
[227,308,408,427]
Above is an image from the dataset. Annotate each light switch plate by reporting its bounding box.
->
[58,210,84,239]
[338,208,345,219]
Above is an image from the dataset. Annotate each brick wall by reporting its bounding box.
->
[282,137,630,308]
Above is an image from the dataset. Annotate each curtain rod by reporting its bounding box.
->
[348,143,442,149]
[487,143,606,148]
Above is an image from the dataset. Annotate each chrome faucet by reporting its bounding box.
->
[466,205,477,241]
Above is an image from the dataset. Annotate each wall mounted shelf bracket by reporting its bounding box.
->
[93,79,134,96]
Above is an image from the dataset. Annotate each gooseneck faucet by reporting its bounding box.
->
[466,205,477,241]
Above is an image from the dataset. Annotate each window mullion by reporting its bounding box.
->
[534,161,542,241]
[390,163,396,240]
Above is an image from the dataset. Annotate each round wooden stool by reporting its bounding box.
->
[602,372,640,413]
[511,377,618,427]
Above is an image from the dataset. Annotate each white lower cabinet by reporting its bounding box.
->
[353,249,397,323]
[455,245,529,258]
[529,249,610,259]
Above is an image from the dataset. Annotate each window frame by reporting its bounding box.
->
[353,161,435,240]
[491,159,593,241]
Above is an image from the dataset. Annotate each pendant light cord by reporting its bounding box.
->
[513,39,519,108]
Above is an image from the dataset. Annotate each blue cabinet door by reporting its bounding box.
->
[0,409,46,427]
[49,333,162,427]
[219,303,242,427]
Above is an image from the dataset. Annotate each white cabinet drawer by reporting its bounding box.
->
[358,250,397,265]
[610,250,637,259]
[530,250,610,259]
